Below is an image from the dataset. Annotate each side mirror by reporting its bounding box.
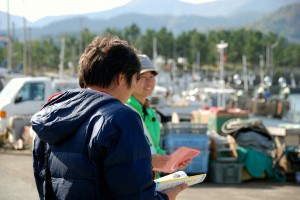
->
[15,95,23,104]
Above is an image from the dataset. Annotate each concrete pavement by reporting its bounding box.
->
[0,147,299,200]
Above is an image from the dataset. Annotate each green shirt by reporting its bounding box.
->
[127,96,165,154]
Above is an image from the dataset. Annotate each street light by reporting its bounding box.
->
[217,40,228,84]
[216,40,228,108]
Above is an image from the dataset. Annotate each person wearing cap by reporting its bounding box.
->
[126,54,191,178]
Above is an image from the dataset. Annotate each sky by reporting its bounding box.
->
[0,0,217,22]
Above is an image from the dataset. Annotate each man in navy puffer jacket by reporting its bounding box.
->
[31,36,187,200]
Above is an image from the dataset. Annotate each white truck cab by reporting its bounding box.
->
[0,77,79,148]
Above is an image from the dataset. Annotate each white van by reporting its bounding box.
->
[0,77,79,148]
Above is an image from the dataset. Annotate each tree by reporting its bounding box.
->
[30,38,59,71]
[189,30,208,65]
[102,27,123,39]
[136,29,156,58]
[80,28,97,51]
[123,23,141,46]
[1,26,300,78]
[243,30,264,65]
[229,29,247,63]
[155,27,174,60]
[175,32,190,60]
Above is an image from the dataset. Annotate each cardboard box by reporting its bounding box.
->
[208,109,249,133]
[210,135,238,161]
[191,109,212,124]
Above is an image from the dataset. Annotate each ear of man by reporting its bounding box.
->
[116,73,125,86]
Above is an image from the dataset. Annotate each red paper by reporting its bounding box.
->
[153,146,200,173]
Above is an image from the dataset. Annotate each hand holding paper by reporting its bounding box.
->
[153,146,200,173]
[152,154,171,168]
[177,158,192,170]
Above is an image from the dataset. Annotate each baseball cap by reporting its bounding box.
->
[138,54,158,75]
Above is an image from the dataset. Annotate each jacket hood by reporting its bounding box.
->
[31,89,118,144]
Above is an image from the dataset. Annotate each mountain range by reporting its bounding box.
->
[0,0,299,43]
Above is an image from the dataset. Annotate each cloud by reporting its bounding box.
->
[0,0,132,22]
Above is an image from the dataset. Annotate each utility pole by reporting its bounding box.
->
[153,37,157,67]
[58,37,65,79]
[196,51,200,80]
[6,0,12,71]
[28,27,32,74]
[79,18,83,56]
[23,0,28,75]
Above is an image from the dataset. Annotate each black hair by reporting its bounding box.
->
[78,35,141,88]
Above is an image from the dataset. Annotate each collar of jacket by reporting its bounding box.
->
[127,96,151,115]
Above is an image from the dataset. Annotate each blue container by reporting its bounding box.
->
[184,149,210,174]
[163,134,209,153]
[162,122,208,135]
[162,134,210,174]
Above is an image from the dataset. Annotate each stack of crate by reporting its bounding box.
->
[162,122,209,174]
[209,135,243,183]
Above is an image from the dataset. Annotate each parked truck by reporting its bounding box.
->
[0,76,79,149]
